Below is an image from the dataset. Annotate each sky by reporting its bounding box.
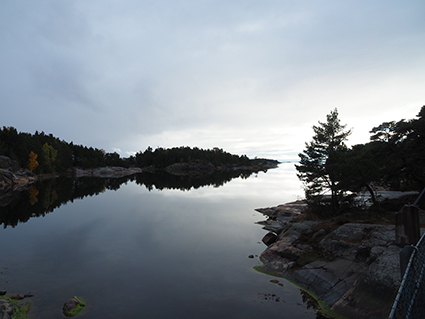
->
[1,0,424,161]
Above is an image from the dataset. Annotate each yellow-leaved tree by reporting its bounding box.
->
[28,151,39,172]
[28,186,39,205]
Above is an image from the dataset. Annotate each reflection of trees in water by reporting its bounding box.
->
[300,290,330,319]
[0,176,119,228]
[135,169,256,191]
[0,169,260,228]
[300,290,319,310]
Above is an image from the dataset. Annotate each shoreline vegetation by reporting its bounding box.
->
[0,126,280,192]
[0,156,279,192]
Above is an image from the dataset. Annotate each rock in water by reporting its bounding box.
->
[62,296,85,317]
[262,232,278,246]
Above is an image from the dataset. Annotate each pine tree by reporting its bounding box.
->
[295,108,351,213]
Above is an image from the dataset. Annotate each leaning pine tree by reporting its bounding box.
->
[295,108,351,214]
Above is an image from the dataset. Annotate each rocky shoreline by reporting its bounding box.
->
[0,156,37,192]
[0,154,279,192]
[255,201,413,319]
[0,297,15,319]
[68,166,143,178]
[0,155,146,194]
[0,292,32,319]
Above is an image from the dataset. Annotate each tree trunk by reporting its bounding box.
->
[364,183,377,206]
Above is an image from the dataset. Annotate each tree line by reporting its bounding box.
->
[296,106,425,214]
[0,127,259,174]
[134,146,251,169]
[0,127,127,173]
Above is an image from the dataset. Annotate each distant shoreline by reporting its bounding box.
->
[0,155,280,193]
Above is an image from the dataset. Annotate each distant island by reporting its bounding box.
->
[0,126,279,191]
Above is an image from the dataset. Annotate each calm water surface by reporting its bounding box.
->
[0,164,319,318]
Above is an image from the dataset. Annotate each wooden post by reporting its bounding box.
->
[396,205,420,247]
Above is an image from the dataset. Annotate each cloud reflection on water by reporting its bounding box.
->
[156,163,304,206]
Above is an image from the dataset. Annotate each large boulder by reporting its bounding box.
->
[262,232,278,246]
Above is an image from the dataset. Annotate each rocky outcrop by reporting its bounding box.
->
[0,292,32,319]
[69,166,143,178]
[255,202,406,319]
[165,161,216,176]
[0,156,37,192]
[255,201,307,234]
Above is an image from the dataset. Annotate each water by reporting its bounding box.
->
[0,163,318,318]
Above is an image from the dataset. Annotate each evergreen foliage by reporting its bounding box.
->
[134,146,252,169]
[0,127,106,173]
[295,109,351,213]
[297,105,425,215]
[0,127,259,175]
[367,106,425,191]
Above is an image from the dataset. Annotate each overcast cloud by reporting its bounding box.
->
[1,0,424,160]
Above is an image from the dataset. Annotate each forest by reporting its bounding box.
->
[0,127,273,174]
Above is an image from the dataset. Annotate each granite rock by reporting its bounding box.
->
[256,203,404,319]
